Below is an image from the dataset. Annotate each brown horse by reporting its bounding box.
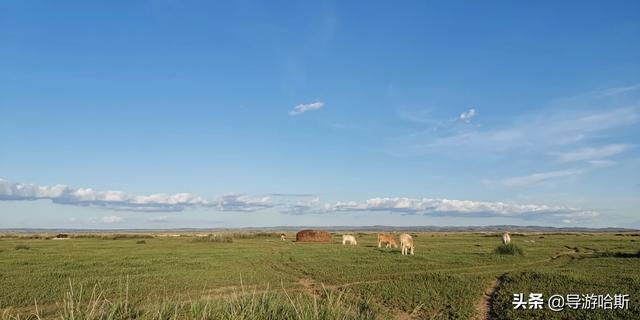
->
[377,233,398,248]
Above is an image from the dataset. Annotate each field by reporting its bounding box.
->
[1,232,639,319]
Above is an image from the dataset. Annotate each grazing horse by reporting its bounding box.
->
[377,233,398,248]
[342,234,357,245]
[280,233,287,241]
[502,232,511,245]
[400,233,414,256]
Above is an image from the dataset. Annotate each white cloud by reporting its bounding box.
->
[216,193,273,211]
[0,179,272,212]
[458,108,477,123]
[282,196,598,221]
[556,144,630,163]
[289,101,324,116]
[101,216,123,223]
[281,197,323,215]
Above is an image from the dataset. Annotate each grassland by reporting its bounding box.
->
[1,232,639,319]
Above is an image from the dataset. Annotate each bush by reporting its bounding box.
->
[229,232,280,239]
[495,243,524,255]
[190,234,234,243]
[14,244,30,250]
[136,240,146,244]
[71,234,153,240]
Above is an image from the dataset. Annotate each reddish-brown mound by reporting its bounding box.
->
[296,229,331,242]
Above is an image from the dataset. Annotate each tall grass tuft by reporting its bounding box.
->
[151,286,371,320]
[189,234,234,243]
[14,245,30,250]
[62,279,141,320]
[3,281,373,320]
[494,243,524,255]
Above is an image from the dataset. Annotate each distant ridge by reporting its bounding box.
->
[1,225,637,233]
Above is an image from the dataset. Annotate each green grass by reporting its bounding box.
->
[1,232,639,319]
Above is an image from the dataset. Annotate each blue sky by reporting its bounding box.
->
[1,1,639,229]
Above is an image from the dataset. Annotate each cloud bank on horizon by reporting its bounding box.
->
[0,179,272,212]
[0,178,598,222]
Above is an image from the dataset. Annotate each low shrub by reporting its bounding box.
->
[229,232,280,239]
[71,234,153,240]
[494,243,524,255]
[14,244,30,250]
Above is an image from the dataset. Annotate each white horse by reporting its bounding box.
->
[342,234,357,245]
[502,232,511,245]
[400,233,414,255]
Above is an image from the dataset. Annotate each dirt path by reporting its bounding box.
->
[474,274,504,320]
[297,276,322,297]
[470,249,579,320]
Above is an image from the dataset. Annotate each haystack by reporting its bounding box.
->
[295,229,331,242]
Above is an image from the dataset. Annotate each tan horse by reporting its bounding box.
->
[377,233,398,248]
[280,233,287,241]
[400,233,414,255]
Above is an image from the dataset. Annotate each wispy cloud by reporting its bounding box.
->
[555,144,631,163]
[491,169,585,187]
[398,108,478,129]
[289,101,324,116]
[458,108,477,123]
[393,83,640,157]
[418,106,638,153]
[0,179,272,212]
[593,83,640,98]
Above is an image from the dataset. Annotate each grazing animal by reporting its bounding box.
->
[400,233,414,255]
[280,233,286,241]
[377,233,398,248]
[342,234,357,245]
[502,232,511,245]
